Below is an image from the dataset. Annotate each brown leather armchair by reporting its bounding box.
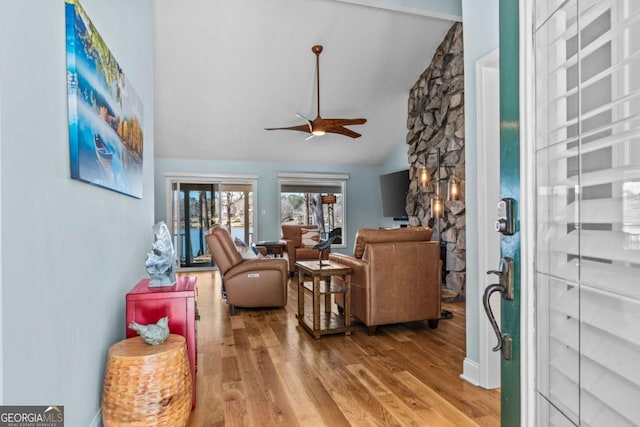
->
[329,227,441,334]
[280,225,330,274]
[206,226,288,308]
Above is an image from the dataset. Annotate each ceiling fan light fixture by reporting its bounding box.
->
[265,45,366,140]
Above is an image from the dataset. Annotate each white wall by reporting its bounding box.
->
[461,0,499,364]
[0,1,154,424]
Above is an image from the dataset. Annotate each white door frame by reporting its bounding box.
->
[475,48,502,390]
[519,0,536,424]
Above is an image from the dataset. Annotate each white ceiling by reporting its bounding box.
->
[153,0,456,166]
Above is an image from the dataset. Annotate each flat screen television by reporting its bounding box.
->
[379,169,410,220]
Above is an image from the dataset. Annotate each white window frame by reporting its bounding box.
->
[277,172,349,249]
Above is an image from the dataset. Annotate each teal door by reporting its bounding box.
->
[499,1,521,425]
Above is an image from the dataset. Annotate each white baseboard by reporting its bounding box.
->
[460,357,480,386]
[89,409,102,427]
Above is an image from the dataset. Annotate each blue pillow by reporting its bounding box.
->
[235,237,262,255]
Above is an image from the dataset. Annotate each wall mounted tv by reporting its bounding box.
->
[379,169,410,220]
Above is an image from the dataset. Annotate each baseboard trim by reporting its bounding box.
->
[460,357,480,386]
[89,408,102,427]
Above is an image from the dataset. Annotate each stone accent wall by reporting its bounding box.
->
[406,22,465,299]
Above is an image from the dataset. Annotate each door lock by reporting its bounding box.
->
[495,198,516,235]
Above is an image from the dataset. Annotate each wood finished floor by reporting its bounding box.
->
[185,271,500,426]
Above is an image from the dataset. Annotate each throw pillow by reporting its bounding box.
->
[239,246,257,260]
[300,228,320,247]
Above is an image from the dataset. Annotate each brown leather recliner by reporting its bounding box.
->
[206,226,288,308]
[329,227,442,334]
[280,225,330,274]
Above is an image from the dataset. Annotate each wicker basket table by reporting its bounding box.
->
[102,334,192,426]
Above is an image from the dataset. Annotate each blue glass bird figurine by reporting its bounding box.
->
[312,235,338,267]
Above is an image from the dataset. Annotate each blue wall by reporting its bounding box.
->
[155,158,386,254]
[0,0,155,424]
[461,0,499,368]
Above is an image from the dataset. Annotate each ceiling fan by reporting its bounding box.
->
[265,45,367,140]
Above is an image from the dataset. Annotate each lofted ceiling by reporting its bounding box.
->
[153,0,458,166]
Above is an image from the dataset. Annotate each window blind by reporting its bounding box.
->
[535,0,640,425]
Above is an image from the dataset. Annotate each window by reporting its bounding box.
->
[278,173,348,248]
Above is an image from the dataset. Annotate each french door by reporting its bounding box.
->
[533,0,640,425]
[171,182,220,268]
[166,174,258,269]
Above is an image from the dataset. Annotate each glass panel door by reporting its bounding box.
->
[172,182,220,268]
[219,183,254,244]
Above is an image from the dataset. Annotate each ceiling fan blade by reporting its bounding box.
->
[316,117,367,129]
[326,126,362,138]
[264,124,312,133]
[322,118,367,126]
[295,113,313,133]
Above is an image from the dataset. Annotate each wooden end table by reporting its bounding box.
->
[256,240,285,257]
[295,260,352,339]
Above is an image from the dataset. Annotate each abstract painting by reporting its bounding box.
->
[65,0,143,198]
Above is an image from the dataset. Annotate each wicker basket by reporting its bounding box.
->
[102,334,191,426]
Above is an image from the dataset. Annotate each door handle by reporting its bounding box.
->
[483,257,514,360]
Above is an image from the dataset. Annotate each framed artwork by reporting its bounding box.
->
[65,0,143,198]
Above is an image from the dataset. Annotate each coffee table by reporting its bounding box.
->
[295,260,352,339]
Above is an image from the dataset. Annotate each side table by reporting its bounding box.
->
[126,276,197,408]
[256,240,285,257]
[296,260,352,338]
[102,334,191,427]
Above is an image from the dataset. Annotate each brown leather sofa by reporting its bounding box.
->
[281,225,330,274]
[329,227,441,334]
[206,226,288,308]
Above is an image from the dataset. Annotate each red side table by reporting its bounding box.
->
[126,276,197,408]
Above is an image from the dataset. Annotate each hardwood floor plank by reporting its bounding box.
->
[276,361,332,427]
[222,381,249,427]
[221,355,241,383]
[185,271,499,426]
[346,363,433,426]
[393,371,480,427]
[283,358,352,426]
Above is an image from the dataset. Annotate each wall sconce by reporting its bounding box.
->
[418,147,463,218]
[419,166,430,188]
[448,172,461,201]
[431,194,444,217]
[420,148,444,219]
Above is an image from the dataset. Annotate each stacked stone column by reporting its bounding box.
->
[406,22,465,299]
